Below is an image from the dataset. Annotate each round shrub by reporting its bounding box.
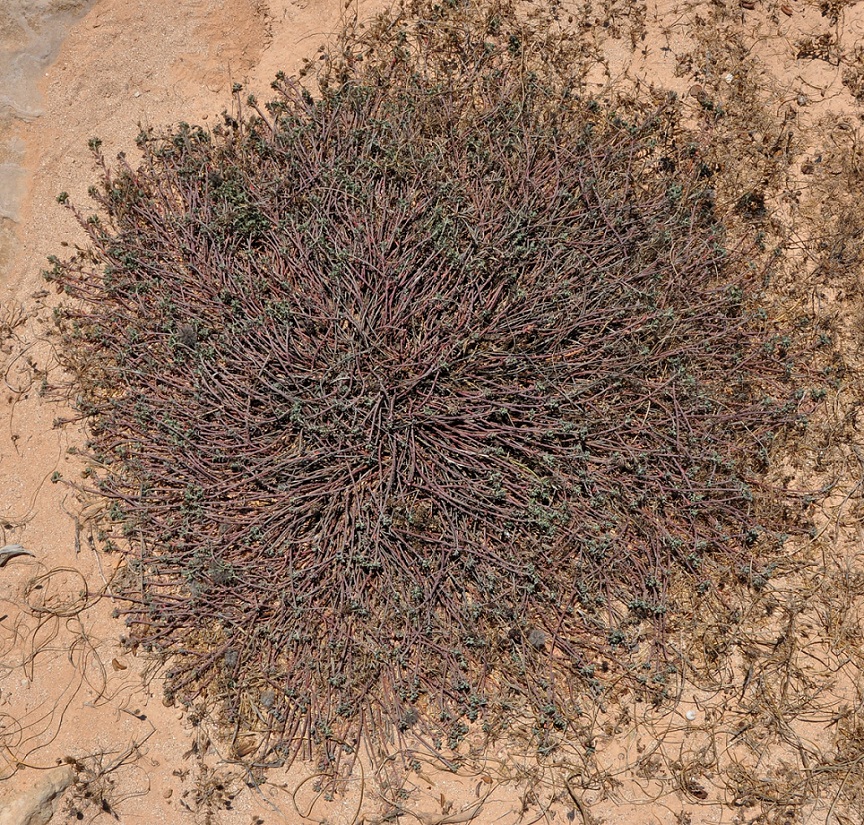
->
[49,0,805,767]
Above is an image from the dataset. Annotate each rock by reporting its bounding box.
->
[0,766,76,825]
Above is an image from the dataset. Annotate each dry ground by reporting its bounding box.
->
[4,0,864,822]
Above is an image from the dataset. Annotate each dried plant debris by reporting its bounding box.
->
[0,544,33,567]
[842,47,864,101]
[47,0,818,773]
[795,32,838,64]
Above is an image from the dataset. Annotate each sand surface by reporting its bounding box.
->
[3,0,864,822]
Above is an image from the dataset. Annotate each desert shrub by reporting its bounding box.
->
[48,0,808,769]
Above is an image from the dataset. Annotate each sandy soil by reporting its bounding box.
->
[3,0,864,823]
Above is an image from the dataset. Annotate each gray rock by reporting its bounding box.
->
[0,765,76,825]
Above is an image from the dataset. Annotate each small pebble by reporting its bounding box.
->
[797,94,808,106]
[685,709,698,721]
[163,788,173,799]
[724,73,734,84]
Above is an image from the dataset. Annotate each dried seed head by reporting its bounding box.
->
[528,628,547,649]
[177,324,197,348]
